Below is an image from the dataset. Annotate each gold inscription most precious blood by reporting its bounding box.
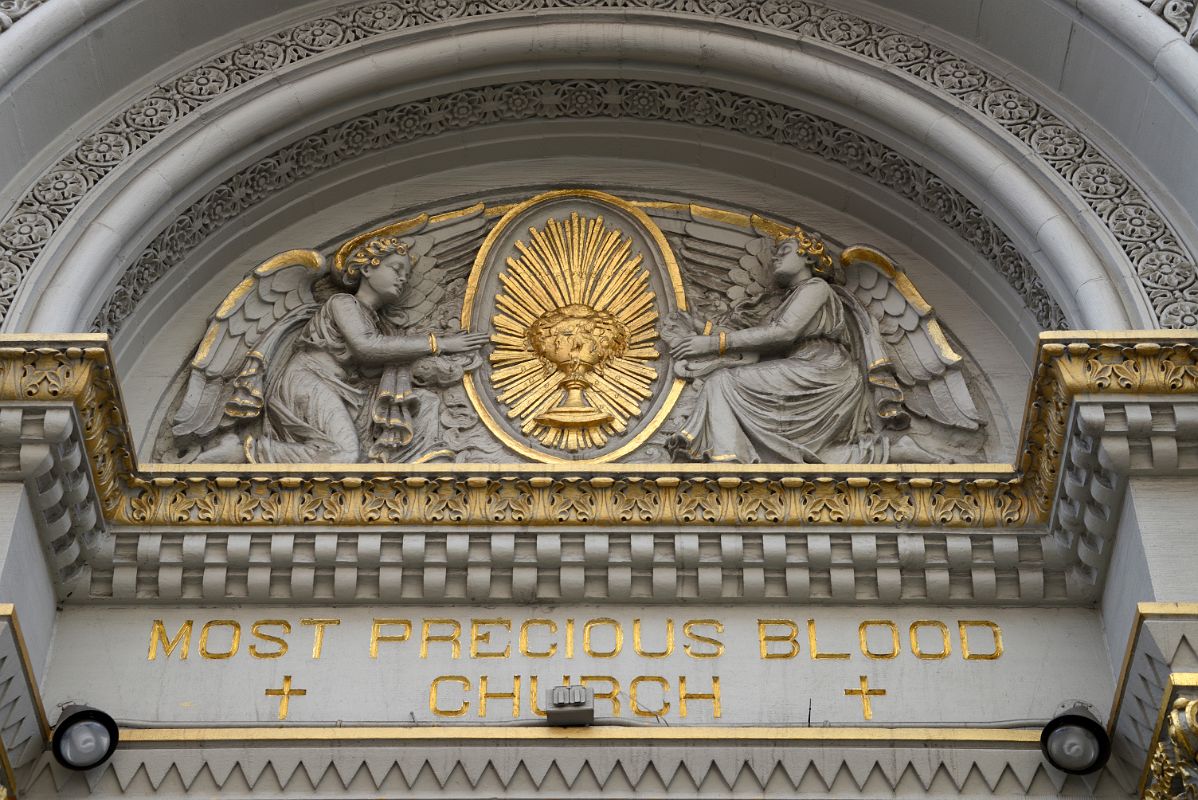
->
[143,616,1004,723]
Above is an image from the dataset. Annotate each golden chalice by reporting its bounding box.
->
[527,303,629,428]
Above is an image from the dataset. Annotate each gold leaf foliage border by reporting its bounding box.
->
[1,332,1196,527]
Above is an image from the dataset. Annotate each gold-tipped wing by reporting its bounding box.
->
[171,250,326,440]
[841,245,983,431]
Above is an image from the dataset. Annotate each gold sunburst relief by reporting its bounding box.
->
[490,212,659,451]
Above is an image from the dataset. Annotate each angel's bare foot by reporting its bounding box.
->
[188,433,247,464]
[888,435,953,464]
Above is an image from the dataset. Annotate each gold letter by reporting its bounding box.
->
[519,619,558,658]
[421,619,462,659]
[858,620,900,660]
[581,676,621,716]
[199,620,241,659]
[471,619,512,658]
[910,620,951,660]
[631,676,671,717]
[430,676,470,717]
[479,675,520,718]
[565,618,575,658]
[633,619,674,658]
[757,619,800,659]
[683,620,725,658]
[147,619,192,661]
[583,618,623,658]
[370,619,411,658]
[959,620,1003,660]
[249,620,290,659]
[301,618,340,659]
[806,619,850,660]
[679,676,721,718]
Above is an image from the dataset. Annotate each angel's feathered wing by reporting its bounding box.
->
[380,204,492,329]
[840,246,983,431]
[645,205,777,328]
[170,250,326,440]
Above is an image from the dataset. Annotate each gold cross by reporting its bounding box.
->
[844,675,886,720]
[265,675,307,720]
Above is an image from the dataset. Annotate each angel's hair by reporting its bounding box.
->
[777,228,841,283]
[360,235,415,267]
[339,235,417,289]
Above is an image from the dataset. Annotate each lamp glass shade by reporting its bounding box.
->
[58,720,112,768]
[51,706,119,770]
[1045,725,1101,772]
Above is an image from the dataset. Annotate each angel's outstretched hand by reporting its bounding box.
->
[670,335,718,360]
[438,332,491,354]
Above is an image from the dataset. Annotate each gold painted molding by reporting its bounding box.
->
[1,332,1197,527]
[1141,673,1198,796]
[118,725,1040,746]
[1107,603,1198,738]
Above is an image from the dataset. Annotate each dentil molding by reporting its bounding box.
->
[1,332,1198,608]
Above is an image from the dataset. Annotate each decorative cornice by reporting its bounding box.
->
[1048,396,1198,594]
[89,526,1072,605]
[0,1,1192,334]
[0,404,103,599]
[0,332,1194,534]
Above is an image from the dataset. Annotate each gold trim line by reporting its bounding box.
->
[118,725,1041,745]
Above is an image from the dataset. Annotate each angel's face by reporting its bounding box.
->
[770,239,810,286]
[364,251,412,304]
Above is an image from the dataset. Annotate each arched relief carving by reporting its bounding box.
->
[0,0,1193,335]
[153,189,1001,467]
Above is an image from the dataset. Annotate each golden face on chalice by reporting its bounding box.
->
[526,303,629,428]
[487,211,660,452]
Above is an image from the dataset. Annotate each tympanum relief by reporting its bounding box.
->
[157,190,992,465]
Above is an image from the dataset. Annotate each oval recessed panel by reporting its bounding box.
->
[462,190,686,463]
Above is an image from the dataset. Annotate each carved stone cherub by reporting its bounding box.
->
[659,217,986,464]
[166,208,493,464]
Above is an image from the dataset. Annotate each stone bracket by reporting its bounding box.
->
[1048,396,1198,600]
[0,403,105,600]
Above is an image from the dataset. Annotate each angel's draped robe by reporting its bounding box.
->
[672,277,878,464]
[250,294,446,463]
